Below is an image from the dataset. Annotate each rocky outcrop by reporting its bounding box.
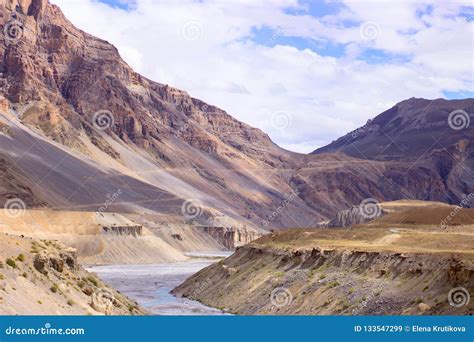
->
[0,234,145,315]
[102,225,143,238]
[33,247,77,274]
[197,226,263,249]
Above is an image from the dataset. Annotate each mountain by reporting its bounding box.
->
[0,0,318,231]
[310,98,474,209]
[0,0,472,236]
[313,97,474,160]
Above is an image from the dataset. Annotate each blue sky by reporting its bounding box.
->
[98,0,132,10]
[55,0,473,152]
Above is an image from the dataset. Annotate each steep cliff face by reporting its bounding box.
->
[0,0,318,230]
[197,226,262,249]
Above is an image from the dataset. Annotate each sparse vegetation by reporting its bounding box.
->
[6,258,17,269]
[50,284,59,293]
[86,276,99,287]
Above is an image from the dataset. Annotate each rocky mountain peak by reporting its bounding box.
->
[314,97,473,160]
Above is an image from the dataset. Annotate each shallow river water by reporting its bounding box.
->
[87,252,232,315]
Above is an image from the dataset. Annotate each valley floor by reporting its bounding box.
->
[87,252,231,315]
[173,202,474,315]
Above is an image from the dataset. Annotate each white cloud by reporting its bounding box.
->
[51,0,474,153]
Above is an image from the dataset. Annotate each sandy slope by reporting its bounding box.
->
[0,234,144,315]
[0,209,187,264]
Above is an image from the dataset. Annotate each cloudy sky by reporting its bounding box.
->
[52,0,474,153]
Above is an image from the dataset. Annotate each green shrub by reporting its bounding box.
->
[86,276,98,287]
[50,284,59,293]
[6,258,17,269]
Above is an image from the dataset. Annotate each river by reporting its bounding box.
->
[87,252,231,315]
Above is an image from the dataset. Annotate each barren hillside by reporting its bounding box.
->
[173,201,474,315]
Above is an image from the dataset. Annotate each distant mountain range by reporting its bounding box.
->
[0,0,472,231]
